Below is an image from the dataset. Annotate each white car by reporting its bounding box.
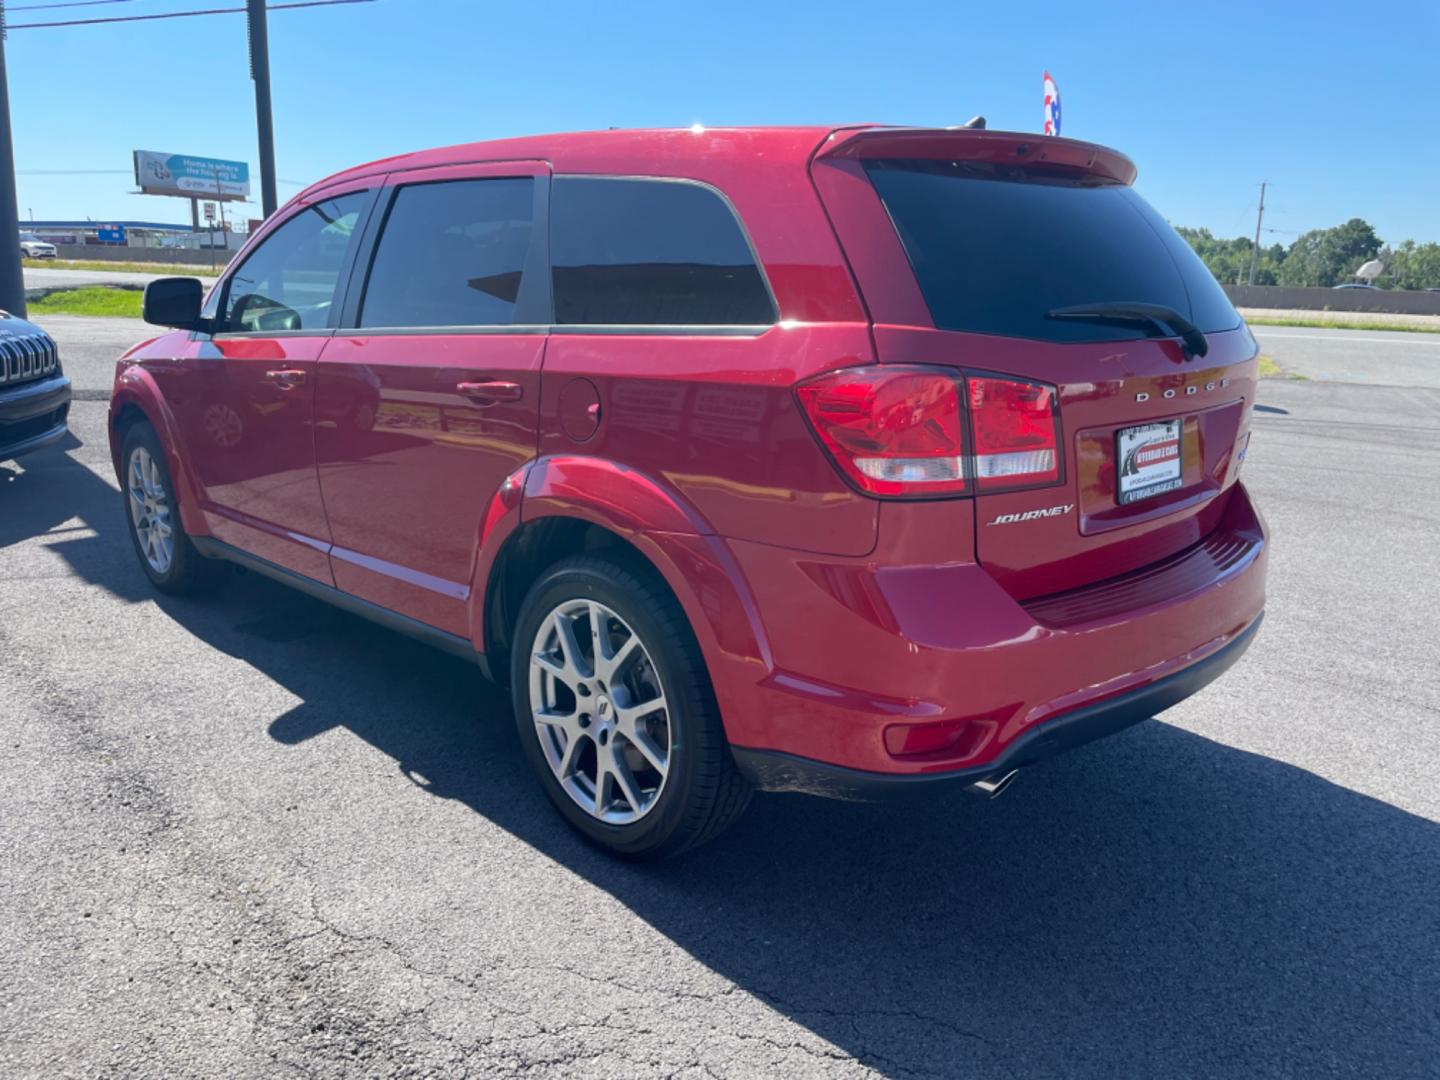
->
[19,233,57,259]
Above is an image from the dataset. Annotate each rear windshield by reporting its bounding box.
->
[864,159,1239,343]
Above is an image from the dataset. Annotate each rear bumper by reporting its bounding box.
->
[0,375,71,460]
[734,612,1261,797]
[718,481,1268,785]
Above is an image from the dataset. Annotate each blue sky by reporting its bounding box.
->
[8,0,1438,244]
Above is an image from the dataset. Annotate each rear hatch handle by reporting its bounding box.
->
[1047,302,1209,361]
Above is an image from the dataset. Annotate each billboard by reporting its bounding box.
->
[133,150,250,201]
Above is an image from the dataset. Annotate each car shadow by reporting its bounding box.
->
[1,433,163,605]
[18,430,1437,1075]
[155,569,1437,1076]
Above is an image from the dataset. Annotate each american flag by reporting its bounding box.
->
[1043,71,1062,136]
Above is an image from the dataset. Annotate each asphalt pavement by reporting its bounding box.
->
[1253,324,1440,386]
[2,322,1437,1078]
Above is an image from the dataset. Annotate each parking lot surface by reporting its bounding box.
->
[2,323,1437,1077]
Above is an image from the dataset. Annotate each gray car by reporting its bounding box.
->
[0,312,70,460]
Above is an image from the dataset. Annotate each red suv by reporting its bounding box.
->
[111,126,1266,858]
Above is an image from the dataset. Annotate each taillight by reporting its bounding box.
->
[968,376,1060,490]
[795,366,967,496]
[796,366,1062,499]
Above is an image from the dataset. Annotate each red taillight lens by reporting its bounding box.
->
[967,376,1060,490]
[797,366,1063,499]
[795,366,967,496]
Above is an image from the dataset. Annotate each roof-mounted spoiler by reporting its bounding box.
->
[815,126,1138,186]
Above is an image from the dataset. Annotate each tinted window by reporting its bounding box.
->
[360,178,535,328]
[551,177,774,326]
[864,160,1239,342]
[221,192,366,332]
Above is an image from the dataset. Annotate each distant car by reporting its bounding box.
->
[18,233,57,259]
[0,312,70,460]
[1332,283,1380,290]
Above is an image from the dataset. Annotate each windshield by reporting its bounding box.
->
[864,159,1240,343]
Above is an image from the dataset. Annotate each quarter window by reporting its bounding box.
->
[221,191,367,333]
[550,177,774,326]
[359,178,536,328]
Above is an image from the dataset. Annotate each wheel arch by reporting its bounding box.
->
[473,456,774,729]
[109,375,209,537]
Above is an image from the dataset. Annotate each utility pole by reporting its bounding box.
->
[0,4,28,317]
[1247,181,1267,287]
[247,0,278,219]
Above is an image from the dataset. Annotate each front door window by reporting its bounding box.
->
[221,194,367,333]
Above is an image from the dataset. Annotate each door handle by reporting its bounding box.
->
[456,380,523,404]
[264,368,308,389]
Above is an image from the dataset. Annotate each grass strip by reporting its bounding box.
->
[1257,355,1308,381]
[30,286,143,318]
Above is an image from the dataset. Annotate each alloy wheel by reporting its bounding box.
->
[127,446,175,575]
[529,599,672,824]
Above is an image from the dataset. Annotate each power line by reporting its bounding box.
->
[8,0,376,30]
[8,1,147,13]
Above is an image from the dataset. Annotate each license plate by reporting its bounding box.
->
[1116,419,1183,505]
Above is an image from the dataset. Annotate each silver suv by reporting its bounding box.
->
[19,233,57,259]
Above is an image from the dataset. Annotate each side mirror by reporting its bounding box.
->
[143,277,208,330]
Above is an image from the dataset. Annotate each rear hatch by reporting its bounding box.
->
[812,128,1258,599]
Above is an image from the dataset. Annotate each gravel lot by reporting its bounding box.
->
[2,323,1437,1078]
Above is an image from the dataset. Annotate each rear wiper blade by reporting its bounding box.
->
[1046,301,1209,361]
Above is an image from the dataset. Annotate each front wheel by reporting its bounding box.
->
[510,554,751,859]
[120,422,214,594]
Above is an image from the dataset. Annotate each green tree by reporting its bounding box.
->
[1175,227,1283,285]
[1277,218,1382,287]
[1380,240,1440,289]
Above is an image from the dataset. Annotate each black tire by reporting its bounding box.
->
[510,553,752,860]
[119,422,215,594]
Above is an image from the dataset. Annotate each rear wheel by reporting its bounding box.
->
[120,422,214,594]
[510,554,751,859]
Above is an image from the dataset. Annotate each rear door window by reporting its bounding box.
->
[863,160,1239,342]
[550,177,775,326]
[359,177,536,328]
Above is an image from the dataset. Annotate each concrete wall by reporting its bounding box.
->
[1223,285,1440,315]
[53,246,237,269]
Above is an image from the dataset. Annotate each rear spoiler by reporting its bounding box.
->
[815,126,1138,186]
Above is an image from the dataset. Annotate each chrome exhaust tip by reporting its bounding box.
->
[970,769,1019,799]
